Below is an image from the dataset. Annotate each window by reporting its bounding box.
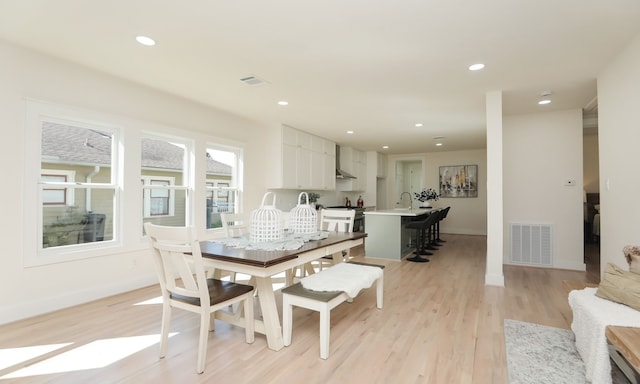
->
[141,176,175,217]
[150,180,170,215]
[141,135,190,230]
[25,100,242,266]
[41,170,75,205]
[205,147,241,229]
[38,118,117,252]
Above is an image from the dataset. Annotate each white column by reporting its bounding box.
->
[485,91,505,286]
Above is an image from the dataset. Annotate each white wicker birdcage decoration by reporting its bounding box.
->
[250,192,284,243]
[289,192,318,234]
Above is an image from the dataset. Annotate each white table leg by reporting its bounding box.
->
[254,276,285,351]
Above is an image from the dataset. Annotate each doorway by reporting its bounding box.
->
[395,160,422,205]
[583,107,600,280]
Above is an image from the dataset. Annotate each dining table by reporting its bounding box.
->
[200,231,367,351]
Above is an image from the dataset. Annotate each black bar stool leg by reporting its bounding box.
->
[407,221,430,263]
[435,220,446,243]
[425,222,439,250]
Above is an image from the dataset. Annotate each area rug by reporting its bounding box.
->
[504,319,587,384]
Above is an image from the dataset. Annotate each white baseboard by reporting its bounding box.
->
[503,260,586,272]
[0,274,158,325]
[441,229,487,236]
[553,260,587,271]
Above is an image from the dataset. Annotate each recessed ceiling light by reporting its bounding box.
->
[346,130,354,134]
[468,63,485,71]
[538,91,552,105]
[277,100,289,106]
[136,35,156,46]
[415,123,423,127]
[435,142,444,147]
[382,145,389,149]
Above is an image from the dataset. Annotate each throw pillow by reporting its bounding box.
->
[623,245,640,274]
[596,263,640,311]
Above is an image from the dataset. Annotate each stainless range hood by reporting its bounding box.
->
[335,145,356,179]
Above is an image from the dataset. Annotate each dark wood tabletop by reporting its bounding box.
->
[200,232,367,267]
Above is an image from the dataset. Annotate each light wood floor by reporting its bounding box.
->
[0,234,600,384]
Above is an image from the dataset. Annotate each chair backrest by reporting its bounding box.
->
[145,223,209,305]
[424,210,441,227]
[220,213,248,237]
[320,209,355,233]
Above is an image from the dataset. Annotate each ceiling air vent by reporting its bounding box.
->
[240,75,268,86]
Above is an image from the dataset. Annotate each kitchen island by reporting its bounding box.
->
[364,208,435,260]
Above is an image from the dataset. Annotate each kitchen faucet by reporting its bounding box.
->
[400,192,413,210]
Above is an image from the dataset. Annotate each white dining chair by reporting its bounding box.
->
[144,223,255,374]
[220,212,248,237]
[321,209,356,266]
[320,208,356,234]
[219,212,249,282]
[289,209,356,279]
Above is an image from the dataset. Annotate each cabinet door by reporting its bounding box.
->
[377,153,387,178]
[282,144,297,189]
[356,160,367,191]
[310,150,324,189]
[296,148,312,189]
[283,126,297,146]
[323,152,336,190]
[311,135,325,153]
[324,140,336,156]
[291,129,311,151]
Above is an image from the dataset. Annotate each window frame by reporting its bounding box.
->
[205,145,243,231]
[41,170,76,205]
[24,100,122,267]
[141,176,176,218]
[140,132,194,233]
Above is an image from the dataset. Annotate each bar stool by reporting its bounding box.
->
[405,212,439,263]
[435,206,450,244]
[425,209,442,251]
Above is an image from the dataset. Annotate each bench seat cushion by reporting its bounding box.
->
[300,262,383,298]
[281,282,343,302]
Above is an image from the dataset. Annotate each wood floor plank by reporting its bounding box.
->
[0,234,599,383]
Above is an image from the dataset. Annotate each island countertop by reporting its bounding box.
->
[364,208,434,217]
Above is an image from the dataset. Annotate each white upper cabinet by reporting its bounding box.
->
[376,152,387,178]
[336,146,367,191]
[277,125,335,190]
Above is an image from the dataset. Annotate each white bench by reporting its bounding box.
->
[281,262,384,359]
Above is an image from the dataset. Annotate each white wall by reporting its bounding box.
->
[386,149,487,236]
[503,109,585,270]
[0,40,271,324]
[426,150,487,236]
[598,33,640,273]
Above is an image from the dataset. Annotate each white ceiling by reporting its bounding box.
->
[1,0,639,154]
